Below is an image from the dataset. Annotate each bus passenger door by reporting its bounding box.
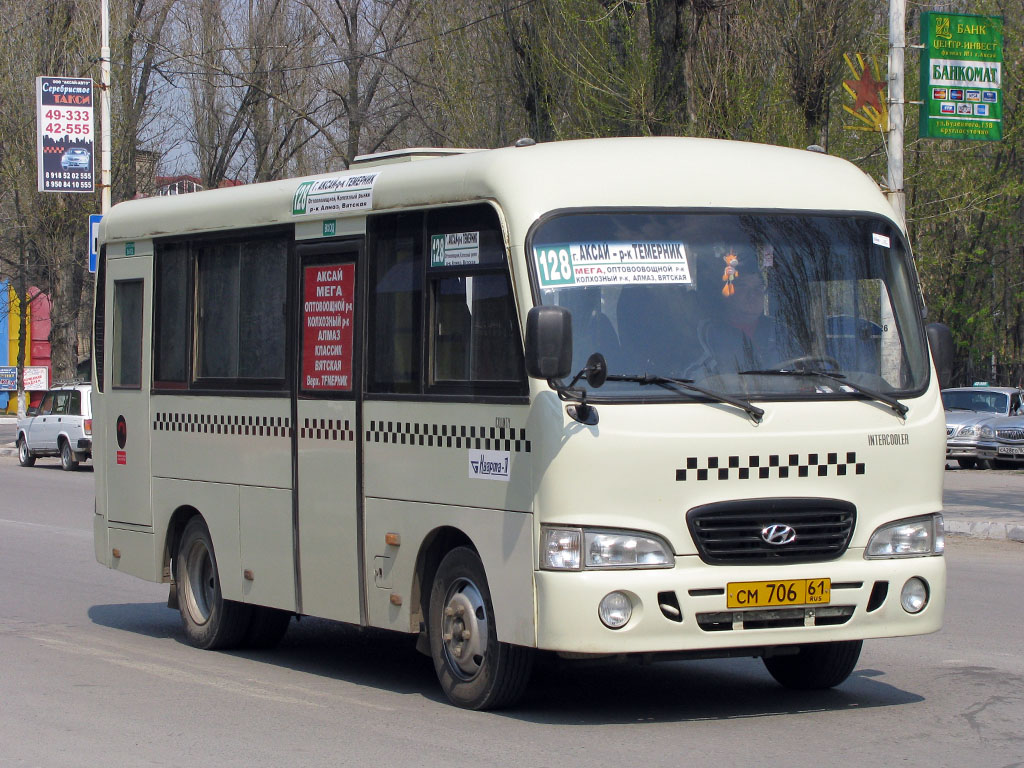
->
[294,242,362,623]
[103,248,153,527]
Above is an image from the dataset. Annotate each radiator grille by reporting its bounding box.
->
[687,499,856,564]
[996,428,1024,440]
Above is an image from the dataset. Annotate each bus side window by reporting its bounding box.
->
[154,242,190,386]
[426,204,525,395]
[112,279,144,389]
[194,236,287,385]
[367,212,423,394]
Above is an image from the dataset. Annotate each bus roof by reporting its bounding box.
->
[100,137,899,244]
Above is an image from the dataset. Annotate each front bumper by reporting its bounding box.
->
[534,553,945,655]
[945,439,995,460]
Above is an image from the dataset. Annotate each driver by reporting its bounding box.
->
[693,250,796,376]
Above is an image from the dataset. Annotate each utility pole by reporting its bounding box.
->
[887,0,906,225]
[100,0,111,214]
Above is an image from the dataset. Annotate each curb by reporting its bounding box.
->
[944,518,1024,543]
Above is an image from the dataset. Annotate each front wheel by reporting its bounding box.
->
[763,640,863,689]
[60,439,80,471]
[175,517,252,650]
[17,437,36,467]
[956,458,977,469]
[428,547,533,709]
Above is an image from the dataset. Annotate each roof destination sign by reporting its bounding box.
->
[920,12,1003,141]
[292,171,380,216]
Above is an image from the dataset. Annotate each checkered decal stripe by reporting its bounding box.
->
[366,421,531,452]
[153,412,292,437]
[676,452,865,481]
[300,418,355,442]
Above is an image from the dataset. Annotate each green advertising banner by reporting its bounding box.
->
[920,12,1003,141]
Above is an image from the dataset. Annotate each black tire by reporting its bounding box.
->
[956,458,976,469]
[17,437,36,467]
[976,458,995,470]
[763,640,863,690]
[242,606,292,649]
[175,517,252,650]
[59,439,80,471]
[428,547,533,710]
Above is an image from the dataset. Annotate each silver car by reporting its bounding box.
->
[942,386,1024,469]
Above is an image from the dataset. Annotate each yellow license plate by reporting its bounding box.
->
[727,578,831,609]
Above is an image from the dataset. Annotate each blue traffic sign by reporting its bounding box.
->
[89,213,102,273]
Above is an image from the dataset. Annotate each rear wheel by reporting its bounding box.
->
[59,439,79,471]
[17,437,35,467]
[175,517,252,650]
[428,547,533,710]
[763,640,862,689]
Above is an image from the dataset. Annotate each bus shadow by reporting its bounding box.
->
[88,603,922,723]
[507,656,922,725]
[88,604,440,698]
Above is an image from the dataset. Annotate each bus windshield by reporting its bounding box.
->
[530,211,930,400]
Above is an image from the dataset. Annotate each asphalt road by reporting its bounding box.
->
[0,456,1022,766]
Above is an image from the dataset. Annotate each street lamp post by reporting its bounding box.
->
[887,0,906,225]
[100,0,111,214]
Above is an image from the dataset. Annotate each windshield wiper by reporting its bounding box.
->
[740,368,908,417]
[606,372,764,422]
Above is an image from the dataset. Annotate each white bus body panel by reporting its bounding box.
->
[363,499,535,646]
[528,379,946,652]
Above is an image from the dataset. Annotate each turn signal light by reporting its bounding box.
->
[84,419,92,435]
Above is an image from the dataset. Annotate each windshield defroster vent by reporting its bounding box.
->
[686,498,856,564]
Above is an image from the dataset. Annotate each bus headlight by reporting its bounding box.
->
[541,527,673,570]
[865,515,944,559]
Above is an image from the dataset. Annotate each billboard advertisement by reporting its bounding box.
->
[36,76,95,192]
[920,12,1003,141]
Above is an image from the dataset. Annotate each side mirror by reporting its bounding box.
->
[926,322,954,388]
[26,406,38,417]
[525,305,573,380]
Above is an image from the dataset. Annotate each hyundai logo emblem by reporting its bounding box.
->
[761,523,797,546]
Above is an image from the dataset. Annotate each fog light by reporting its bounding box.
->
[598,591,632,629]
[900,577,928,614]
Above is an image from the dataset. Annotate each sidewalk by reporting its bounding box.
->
[1,414,1020,543]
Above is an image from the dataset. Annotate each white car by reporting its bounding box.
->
[16,382,93,471]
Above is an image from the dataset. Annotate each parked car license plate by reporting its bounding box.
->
[997,446,1024,455]
[727,578,831,608]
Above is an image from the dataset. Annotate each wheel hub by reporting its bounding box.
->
[441,577,488,680]
[182,539,215,625]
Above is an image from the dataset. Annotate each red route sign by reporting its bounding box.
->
[302,263,355,391]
